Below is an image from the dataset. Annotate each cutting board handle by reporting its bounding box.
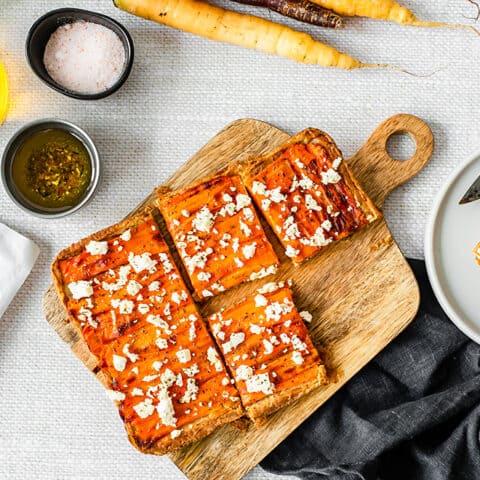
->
[348,114,434,207]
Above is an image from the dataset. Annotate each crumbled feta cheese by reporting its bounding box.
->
[183,364,199,377]
[122,343,139,363]
[250,324,264,334]
[236,365,253,381]
[234,257,244,268]
[192,206,214,232]
[106,389,125,402]
[321,220,332,232]
[285,245,300,258]
[211,282,225,292]
[86,240,108,256]
[321,168,341,185]
[254,294,268,307]
[171,429,182,439]
[242,243,256,260]
[261,199,271,210]
[265,300,293,322]
[300,311,313,323]
[231,237,240,253]
[298,174,314,190]
[133,398,155,419]
[120,229,131,241]
[78,306,96,328]
[222,332,246,354]
[239,220,252,237]
[243,207,254,222]
[292,351,304,365]
[68,280,93,300]
[180,378,198,403]
[189,318,196,341]
[236,194,251,210]
[283,215,301,240]
[305,193,322,211]
[184,248,213,273]
[280,333,290,344]
[252,181,266,195]
[126,280,142,296]
[171,291,188,304]
[258,282,282,294]
[197,271,211,282]
[101,266,131,293]
[157,389,177,426]
[249,265,277,281]
[263,339,274,355]
[333,157,342,170]
[152,360,163,371]
[128,252,157,273]
[161,369,177,387]
[176,349,192,364]
[291,335,308,352]
[245,373,274,395]
[181,209,189,217]
[146,315,171,333]
[301,227,332,248]
[131,388,143,396]
[112,354,127,372]
[268,187,286,203]
[148,280,160,292]
[156,338,168,350]
[207,346,223,372]
[117,299,134,315]
[158,252,174,274]
[138,304,150,315]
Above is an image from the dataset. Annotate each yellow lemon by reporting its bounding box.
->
[0,62,8,124]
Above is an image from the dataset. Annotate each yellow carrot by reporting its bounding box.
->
[309,0,479,34]
[114,0,387,69]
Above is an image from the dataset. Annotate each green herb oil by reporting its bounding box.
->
[11,129,92,209]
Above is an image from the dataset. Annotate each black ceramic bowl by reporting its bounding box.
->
[26,8,134,100]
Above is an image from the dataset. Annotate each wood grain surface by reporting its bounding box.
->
[43,114,434,480]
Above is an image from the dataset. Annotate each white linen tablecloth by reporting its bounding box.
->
[1,0,479,478]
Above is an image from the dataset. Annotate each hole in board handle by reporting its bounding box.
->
[386,131,417,162]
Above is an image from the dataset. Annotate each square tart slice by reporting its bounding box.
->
[158,173,280,300]
[207,281,328,424]
[241,129,382,263]
[52,210,243,455]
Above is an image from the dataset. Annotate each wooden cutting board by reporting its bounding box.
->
[43,113,434,480]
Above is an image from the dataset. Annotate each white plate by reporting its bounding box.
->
[425,154,480,344]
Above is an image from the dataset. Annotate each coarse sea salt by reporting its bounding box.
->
[43,21,126,95]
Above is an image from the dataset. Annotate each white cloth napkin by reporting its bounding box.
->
[0,223,39,318]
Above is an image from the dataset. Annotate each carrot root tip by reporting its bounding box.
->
[410,20,480,36]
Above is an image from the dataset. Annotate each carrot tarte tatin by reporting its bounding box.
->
[158,173,280,300]
[207,281,328,424]
[51,210,243,455]
[242,129,381,263]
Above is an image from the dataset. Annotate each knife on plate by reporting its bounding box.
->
[459,174,480,204]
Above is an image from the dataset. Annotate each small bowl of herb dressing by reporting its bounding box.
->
[1,119,100,218]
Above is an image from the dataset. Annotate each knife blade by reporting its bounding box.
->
[459,174,480,204]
